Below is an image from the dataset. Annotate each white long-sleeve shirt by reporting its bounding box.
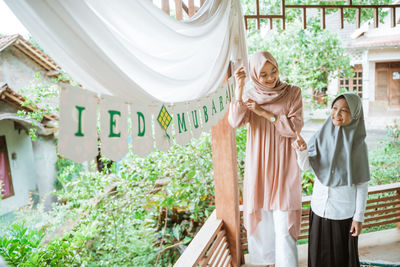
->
[296,149,368,222]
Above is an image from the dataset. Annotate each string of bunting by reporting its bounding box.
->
[58,77,236,163]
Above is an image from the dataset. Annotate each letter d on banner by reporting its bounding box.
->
[131,103,155,157]
[58,85,97,163]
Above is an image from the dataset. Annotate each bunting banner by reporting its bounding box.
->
[58,80,235,162]
[58,85,98,163]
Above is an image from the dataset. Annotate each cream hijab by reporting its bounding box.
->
[245,51,290,105]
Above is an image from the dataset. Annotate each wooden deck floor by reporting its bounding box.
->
[242,228,400,267]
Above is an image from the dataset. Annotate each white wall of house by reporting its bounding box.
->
[0,46,53,92]
[32,136,57,210]
[0,119,38,215]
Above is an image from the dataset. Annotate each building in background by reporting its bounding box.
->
[0,34,59,215]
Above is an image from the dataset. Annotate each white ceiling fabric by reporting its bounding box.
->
[5,0,247,103]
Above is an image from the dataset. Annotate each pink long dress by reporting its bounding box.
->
[228,84,304,240]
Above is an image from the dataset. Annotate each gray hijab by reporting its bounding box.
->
[308,93,370,187]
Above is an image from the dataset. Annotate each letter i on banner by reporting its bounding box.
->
[100,95,129,161]
[173,102,192,146]
[131,103,155,157]
[189,100,203,139]
[58,84,98,163]
[154,104,173,152]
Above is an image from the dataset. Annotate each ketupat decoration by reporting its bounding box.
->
[157,105,172,139]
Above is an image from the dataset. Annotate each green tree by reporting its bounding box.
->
[247,21,353,100]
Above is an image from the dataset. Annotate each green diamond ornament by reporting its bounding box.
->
[157,105,172,132]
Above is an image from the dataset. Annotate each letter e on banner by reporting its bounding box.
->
[100,95,129,161]
[58,85,97,163]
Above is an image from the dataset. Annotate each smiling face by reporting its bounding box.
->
[331,97,352,126]
[258,61,279,88]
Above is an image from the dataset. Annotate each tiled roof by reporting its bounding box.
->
[0,34,61,72]
[0,82,58,122]
[350,35,400,48]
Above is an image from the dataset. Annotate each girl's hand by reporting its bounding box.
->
[235,66,246,99]
[245,99,264,117]
[350,221,363,237]
[292,131,307,151]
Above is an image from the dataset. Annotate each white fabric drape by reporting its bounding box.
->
[5,0,247,103]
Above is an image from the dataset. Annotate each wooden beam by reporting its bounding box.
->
[269,18,273,30]
[286,4,400,8]
[175,0,183,20]
[356,7,361,29]
[302,8,307,29]
[211,112,242,266]
[321,8,326,29]
[390,7,396,28]
[244,15,284,19]
[374,7,379,28]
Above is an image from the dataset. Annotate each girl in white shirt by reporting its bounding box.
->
[293,93,369,267]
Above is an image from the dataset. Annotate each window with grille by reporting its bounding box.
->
[338,64,363,97]
[0,136,14,199]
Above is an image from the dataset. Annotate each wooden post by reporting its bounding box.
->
[188,0,195,17]
[281,0,286,30]
[302,8,307,29]
[374,8,379,28]
[356,7,361,28]
[390,7,396,28]
[321,8,326,29]
[340,7,344,29]
[161,0,170,15]
[256,0,261,29]
[211,113,242,266]
[175,0,183,20]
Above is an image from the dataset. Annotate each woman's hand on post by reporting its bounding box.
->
[350,221,362,237]
[292,131,307,151]
[234,66,246,101]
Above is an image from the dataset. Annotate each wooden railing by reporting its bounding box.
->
[177,183,400,266]
[239,182,400,248]
[174,210,232,267]
[154,0,206,20]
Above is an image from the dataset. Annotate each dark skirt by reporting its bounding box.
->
[308,210,360,267]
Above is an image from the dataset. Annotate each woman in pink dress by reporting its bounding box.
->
[228,51,304,267]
